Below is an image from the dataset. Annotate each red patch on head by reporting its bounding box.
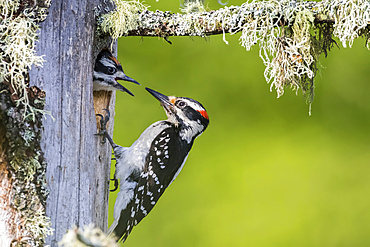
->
[109,56,120,66]
[197,110,209,120]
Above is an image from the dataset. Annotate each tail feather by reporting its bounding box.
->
[108,210,133,242]
[107,219,119,236]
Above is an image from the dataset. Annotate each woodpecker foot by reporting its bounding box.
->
[96,109,118,149]
[96,109,110,144]
[110,178,119,192]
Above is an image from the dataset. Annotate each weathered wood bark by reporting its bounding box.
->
[0,125,18,247]
[29,0,115,245]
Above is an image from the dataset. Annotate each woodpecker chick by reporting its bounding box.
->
[93,49,139,95]
[97,88,209,242]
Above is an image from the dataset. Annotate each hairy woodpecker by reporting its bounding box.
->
[97,87,209,242]
[93,49,140,95]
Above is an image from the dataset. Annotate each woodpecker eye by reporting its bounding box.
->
[107,67,116,74]
[177,101,187,108]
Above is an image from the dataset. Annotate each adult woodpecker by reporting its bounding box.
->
[93,49,140,95]
[97,87,209,242]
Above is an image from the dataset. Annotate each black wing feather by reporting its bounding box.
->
[114,126,193,242]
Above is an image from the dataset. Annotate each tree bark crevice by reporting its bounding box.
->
[28,0,116,245]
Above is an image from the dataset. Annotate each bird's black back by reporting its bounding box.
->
[114,124,194,242]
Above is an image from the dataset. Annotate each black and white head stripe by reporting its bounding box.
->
[175,97,209,121]
[93,49,139,94]
[100,54,122,72]
[146,88,209,123]
[94,49,122,75]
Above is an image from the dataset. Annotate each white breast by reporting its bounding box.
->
[114,121,170,180]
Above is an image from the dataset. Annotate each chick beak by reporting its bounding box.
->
[113,83,134,96]
[114,73,140,96]
[116,74,140,85]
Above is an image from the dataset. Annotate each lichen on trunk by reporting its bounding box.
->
[0,0,52,246]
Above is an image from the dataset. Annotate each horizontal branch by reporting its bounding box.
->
[98,0,365,39]
[97,0,369,111]
[127,3,336,38]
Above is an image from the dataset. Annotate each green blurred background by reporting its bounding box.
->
[109,1,370,246]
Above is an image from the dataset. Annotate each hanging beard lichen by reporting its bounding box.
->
[0,0,53,246]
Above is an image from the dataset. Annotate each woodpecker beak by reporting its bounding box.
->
[145,88,175,115]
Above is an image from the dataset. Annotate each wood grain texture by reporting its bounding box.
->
[29,0,115,245]
[94,90,113,130]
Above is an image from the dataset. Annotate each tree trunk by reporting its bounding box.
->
[29,0,115,245]
[0,125,19,247]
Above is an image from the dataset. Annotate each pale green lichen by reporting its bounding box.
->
[24,204,54,242]
[10,151,42,183]
[59,225,119,247]
[236,1,318,102]
[98,0,147,39]
[266,8,315,101]
[329,0,370,48]
[179,0,208,38]
[0,0,50,120]
[5,106,52,246]
[0,0,52,246]
[180,0,207,14]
